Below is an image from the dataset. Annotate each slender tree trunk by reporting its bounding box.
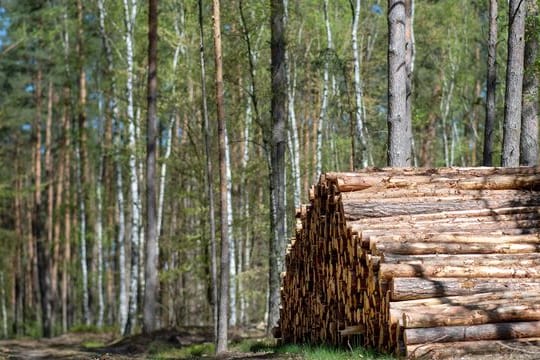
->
[387,0,411,166]
[44,80,56,331]
[123,0,140,335]
[33,68,53,338]
[521,0,539,166]
[484,0,498,166]
[76,0,91,326]
[61,87,72,333]
[502,0,526,166]
[198,0,218,341]
[0,272,6,338]
[268,0,287,334]
[212,0,229,353]
[405,0,415,164]
[316,0,332,176]
[143,0,159,334]
[351,0,368,169]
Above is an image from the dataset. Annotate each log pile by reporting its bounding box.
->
[277,167,540,358]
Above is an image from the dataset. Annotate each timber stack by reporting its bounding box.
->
[276,167,540,359]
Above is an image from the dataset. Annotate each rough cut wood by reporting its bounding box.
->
[389,277,540,300]
[278,167,540,358]
[406,338,540,359]
[403,321,540,345]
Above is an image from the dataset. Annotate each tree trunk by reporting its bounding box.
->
[268,0,287,335]
[502,0,527,166]
[521,0,539,166]
[212,0,229,353]
[198,0,218,341]
[484,0,498,166]
[143,0,159,334]
[123,0,140,335]
[351,0,368,169]
[316,0,332,176]
[387,0,411,166]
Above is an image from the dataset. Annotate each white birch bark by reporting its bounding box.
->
[95,101,105,329]
[351,0,368,168]
[0,272,7,338]
[75,135,90,325]
[97,0,129,331]
[224,129,236,327]
[157,36,182,242]
[123,0,140,335]
[317,0,332,176]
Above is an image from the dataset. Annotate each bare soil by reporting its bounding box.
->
[0,329,290,359]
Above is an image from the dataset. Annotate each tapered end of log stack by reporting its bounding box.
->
[278,167,540,358]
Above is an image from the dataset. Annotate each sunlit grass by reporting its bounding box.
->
[148,341,215,359]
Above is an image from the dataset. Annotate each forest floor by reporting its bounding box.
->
[1,328,539,359]
[0,327,296,359]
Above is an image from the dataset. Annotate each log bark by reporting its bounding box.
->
[404,321,540,345]
[380,263,540,279]
[374,242,540,255]
[390,277,540,301]
[392,299,540,328]
[407,338,540,359]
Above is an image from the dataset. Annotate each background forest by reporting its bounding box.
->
[0,0,536,348]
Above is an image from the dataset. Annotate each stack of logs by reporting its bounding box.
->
[277,167,540,358]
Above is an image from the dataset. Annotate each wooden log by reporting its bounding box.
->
[389,290,540,309]
[392,300,540,328]
[342,194,540,219]
[382,253,540,266]
[406,338,540,359]
[326,169,540,192]
[389,277,540,301]
[373,241,540,255]
[379,263,540,279]
[367,233,540,245]
[403,321,540,345]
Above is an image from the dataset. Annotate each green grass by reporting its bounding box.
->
[82,340,107,349]
[231,338,395,359]
[147,341,215,359]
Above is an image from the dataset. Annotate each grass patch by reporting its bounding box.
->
[147,341,215,359]
[231,338,395,359]
[82,340,106,349]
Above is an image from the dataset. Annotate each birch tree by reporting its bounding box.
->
[387,0,411,166]
[143,0,159,334]
[316,0,332,176]
[351,0,368,169]
[502,0,526,166]
[123,0,141,335]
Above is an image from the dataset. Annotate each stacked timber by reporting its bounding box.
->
[277,167,540,358]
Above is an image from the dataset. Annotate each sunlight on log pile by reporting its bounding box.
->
[277,167,540,359]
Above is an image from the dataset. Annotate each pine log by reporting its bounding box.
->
[392,300,540,328]
[326,170,540,192]
[389,277,540,301]
[373,241,540,255]
[343,195,540,219]
[379,263,540,279]
[382,253,540,266]
[406,338,540,359]
[367,233,540,245]
[403,321,540,345]
[390,290,540,309]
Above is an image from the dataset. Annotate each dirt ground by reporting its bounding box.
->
[0,329,289,360]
